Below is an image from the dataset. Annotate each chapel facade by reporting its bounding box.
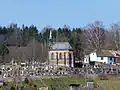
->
[48,42,74,67]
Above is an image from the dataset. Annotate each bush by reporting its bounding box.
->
[85,77,95,82]
[28,81,32,86]
[20,86,24,90]
[86,78,95,82]
[10,86,15,90]
[24,77,29,84]
[99,75,108,80]
[33,84,37,87]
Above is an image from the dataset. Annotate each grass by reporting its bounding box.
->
[1,75,120,90]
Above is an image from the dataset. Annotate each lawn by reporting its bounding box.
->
[1,75,120,90]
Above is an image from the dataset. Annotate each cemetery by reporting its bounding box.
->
[0,59,120,90]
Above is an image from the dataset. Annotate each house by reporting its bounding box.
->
[48,42,74,67]
[84,50,116,65]
[109,50,120,65]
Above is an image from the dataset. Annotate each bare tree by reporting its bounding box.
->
[111,23,120,50]
[84,21,105,51]
[104,30,114,49]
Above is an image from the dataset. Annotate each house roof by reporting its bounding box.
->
[96,50,114,57]
[51,42,72,50]
[109,50,120,57]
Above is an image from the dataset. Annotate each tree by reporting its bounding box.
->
[24,77,29,84]
[0,44,9,62]
[111,23,120,50]
[69,28,84,61]
[85,21,105,51]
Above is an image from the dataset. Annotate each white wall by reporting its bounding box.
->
[97,57,108,64]
[88,52,109,64]
[89,52,97,62]
[84,55,89,64]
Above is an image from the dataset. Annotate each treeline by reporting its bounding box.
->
[0,21,120,62]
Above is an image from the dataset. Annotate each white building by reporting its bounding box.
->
[84,55,89,64]
[84,50,116,65]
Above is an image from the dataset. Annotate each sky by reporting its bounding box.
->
[0,0,120,31]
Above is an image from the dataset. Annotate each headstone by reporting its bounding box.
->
[0,80,3,86]
[69,84,80,90]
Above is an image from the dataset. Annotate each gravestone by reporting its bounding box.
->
[0,80,3,86]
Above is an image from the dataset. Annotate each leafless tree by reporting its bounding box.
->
[111,23,120,50]
[84,21,105,51]
[104,30,114,49]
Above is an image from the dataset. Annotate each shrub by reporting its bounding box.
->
[10,86,15,90]
[28,81,32,86]
[20,86,25,90]
[24,77,29,84]
[33,84,37,87]
[99,75,108,80]
[86,78,95,82]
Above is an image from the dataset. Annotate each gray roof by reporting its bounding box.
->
[51,42,72,50]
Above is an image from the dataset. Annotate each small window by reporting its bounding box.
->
[64,52,66,58]
[59,53,62,59]
[101,57,103,60]
[56,52,58,59]
[110,57,112,60]
[51,53,54,59]
[114,58,116,62]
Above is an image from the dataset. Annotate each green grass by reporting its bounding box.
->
[2,76,120,90]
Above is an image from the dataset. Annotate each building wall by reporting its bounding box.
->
[97,57,108,64]
[84,55,89,64]
[108,57,116,64]
[48,50,74,67]
[89,52,97,62]
[88,52,115,64]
